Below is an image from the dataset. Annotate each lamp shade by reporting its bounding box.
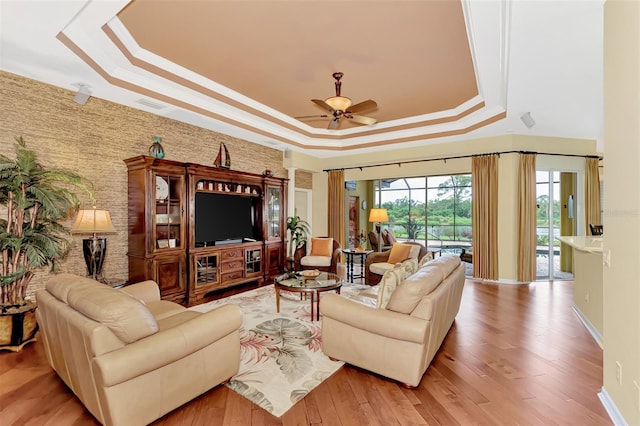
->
[325,96,352,111]
[368,208,388,223]
[71,208,116,234]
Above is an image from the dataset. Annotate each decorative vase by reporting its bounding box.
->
[149,136,165,159]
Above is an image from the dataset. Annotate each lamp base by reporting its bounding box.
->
[82,238,108,282]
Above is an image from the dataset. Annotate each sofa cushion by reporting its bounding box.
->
[145,300,188,320]
[67,285,159,344]
[46,273,100,303]
[369,261,397,276]
[376,266,407,309]
[309,237,333,256]
[301,255,332,267]
[387,243,412,264]
[156,310,202,331]
[385,265,446,314]
[427,254,461,277]
[418,252,434,268]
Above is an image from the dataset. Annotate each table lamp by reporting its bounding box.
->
[368,208,388,252]
[71,207,116,282]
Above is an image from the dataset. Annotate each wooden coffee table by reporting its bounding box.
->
[274,272,342,321]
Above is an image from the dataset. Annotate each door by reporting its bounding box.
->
[348,196,359,248]
[536,171,574,280]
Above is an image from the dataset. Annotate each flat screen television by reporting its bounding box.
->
[194,192,259,246]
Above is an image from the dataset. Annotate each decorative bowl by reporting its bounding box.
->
[300,269,321,278]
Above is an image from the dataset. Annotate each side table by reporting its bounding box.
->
[342,249,373,283]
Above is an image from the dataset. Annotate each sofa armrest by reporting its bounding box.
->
[119,280,161,304]
[320,293,428,344]
[93,304,242,387]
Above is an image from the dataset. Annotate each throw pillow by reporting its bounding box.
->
[418,252,434,268]
[309,237,333,256]
[376,265,407,309]
[386,228,397,244]
[401,257,419,276]
[381,229,391,245]
[387,243,412,264]
[407,244,421,259]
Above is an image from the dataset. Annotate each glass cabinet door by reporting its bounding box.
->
[267,186,281,239]
[154,173,184,250]
[194,254,219,287]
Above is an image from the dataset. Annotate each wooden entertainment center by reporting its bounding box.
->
[125,156,287,306]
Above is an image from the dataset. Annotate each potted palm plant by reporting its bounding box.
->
[0,137,93,351]
[286,215,310,259]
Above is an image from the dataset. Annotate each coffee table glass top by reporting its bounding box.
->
[274,271,342,289]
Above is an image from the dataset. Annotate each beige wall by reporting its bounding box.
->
[573,249,604,337]
[602,1,640,423]
[0,71,286,295]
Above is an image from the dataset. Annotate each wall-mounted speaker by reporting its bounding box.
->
[73,84,91,105]
[520,112,535,129]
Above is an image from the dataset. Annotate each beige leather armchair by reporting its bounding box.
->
[36,274,242,426]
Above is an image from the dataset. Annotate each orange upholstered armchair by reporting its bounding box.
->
[293,237,341,274]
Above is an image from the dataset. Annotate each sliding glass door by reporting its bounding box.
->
[536,171,574,280]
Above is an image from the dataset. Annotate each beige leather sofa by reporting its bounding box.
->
[320,254,465,387]
[36,274,242,426]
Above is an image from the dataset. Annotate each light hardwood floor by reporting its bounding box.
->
[0,279,611,425]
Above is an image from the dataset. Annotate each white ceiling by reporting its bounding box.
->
[0,0,604,158]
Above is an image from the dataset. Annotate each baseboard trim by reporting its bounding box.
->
[571,304,603,349]
[598,387,628,425]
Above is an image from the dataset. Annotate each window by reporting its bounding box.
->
[374,174,472,248]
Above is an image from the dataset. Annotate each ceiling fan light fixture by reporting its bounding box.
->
[325,96,352,111]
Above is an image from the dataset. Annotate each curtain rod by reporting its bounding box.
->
[323,150,602,172]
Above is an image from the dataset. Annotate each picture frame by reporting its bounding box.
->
[157,239,170,249]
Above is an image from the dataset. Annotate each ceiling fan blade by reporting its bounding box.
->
[295,114,330,119]
[328,118,340,130]
[349,114,377,125]
[347,99,377,114]
[311,99,335,113]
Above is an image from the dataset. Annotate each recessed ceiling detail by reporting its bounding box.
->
[2,1,603,156]
[51,0,510,153]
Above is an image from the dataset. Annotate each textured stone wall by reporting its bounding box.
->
[295,170,313,189]
[0,71,286,296]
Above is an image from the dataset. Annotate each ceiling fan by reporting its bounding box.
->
[299,72,377,130]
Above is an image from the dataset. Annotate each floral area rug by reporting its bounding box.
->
[190,284,362,417]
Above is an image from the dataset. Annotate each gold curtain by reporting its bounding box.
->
[517,153,537,282]
[585,157,602,234]
[472,155,499,280]
[327,170,345,249]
